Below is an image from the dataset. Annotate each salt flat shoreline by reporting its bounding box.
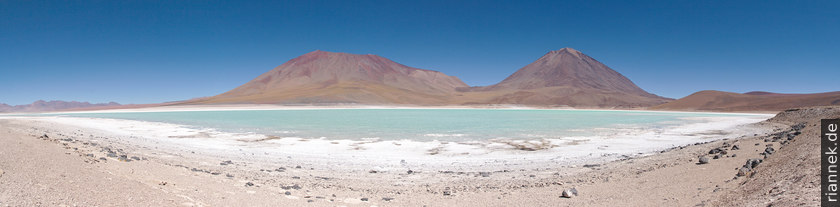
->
[0,106,832,206]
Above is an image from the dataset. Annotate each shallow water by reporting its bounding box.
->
[46,109,764,142]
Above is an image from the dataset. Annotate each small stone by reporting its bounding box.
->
[245,182,254,187]
[99,157,107,161]
[295,165,302,169]
[361,198,369,201]
[369,170,378,173]
[708,148,722,154]
[713,154,721,159]
[561,188,578,198]
[443,191,451,196]
[698,156,710,164]
[737,167,751,177]
[307,200,314,203]
[131,156,140,160]
[383,197,394,201]
[764,147,775,155]
[220,160,233,165]
[284,191,291,195]
[107,153,117,158]
[226,174,234,178]
[407,170,414,174]
[479,172,491,177]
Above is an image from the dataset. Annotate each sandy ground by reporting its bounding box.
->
[0,106,834,206]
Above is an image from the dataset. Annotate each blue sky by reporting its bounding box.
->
[1,0,838,105]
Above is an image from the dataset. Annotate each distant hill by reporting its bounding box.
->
[187,50,468,105]
[0,100,121,113]
[456,48,671,107]
[651,90,840,112]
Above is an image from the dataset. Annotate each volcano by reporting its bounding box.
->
[457,48,670,107]
[191,50,468,105]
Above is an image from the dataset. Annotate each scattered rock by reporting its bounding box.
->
[479,172,491,177]
[737,167,752,177]
[369,170,378,173]
[245,182,254,187]
[107,153,117,158]
[220,160,233,165]
[731,145,740,150]
[713,154,721,159]
[561,188,579,198]
[284,191,291,195]
[764,147,775,155]
[583,164,601,168]
[130,156,140,160]
[407,170,414,174]
[708,148,722,154]
[698,156,710,164]
[226,174,234,178]
[383,197,394,201]
[118,155,130,162]
[361,198,369,201]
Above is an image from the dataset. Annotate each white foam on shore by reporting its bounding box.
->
[3,113,773,171]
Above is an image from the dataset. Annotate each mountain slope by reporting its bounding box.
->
[457,48,670,107]
[651,90,840,112]
[190,50,468,105]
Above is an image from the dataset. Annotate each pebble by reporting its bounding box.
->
[361,198,369,201]
[561,188,578,198]
[698,156,710,164]
[737,167,751,177]
[479,172,491,177]
[245,182,254,187]
[284,191,291,195]
[383,197,394,201]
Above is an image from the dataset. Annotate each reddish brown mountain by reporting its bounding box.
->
[457,48,670,107]
[651,90,840,112]
[190,50,468,104]
[0,100,121,113]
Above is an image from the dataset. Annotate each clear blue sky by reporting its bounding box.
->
[1,0,838,105]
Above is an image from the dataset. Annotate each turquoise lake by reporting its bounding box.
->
[42,109,765,142]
